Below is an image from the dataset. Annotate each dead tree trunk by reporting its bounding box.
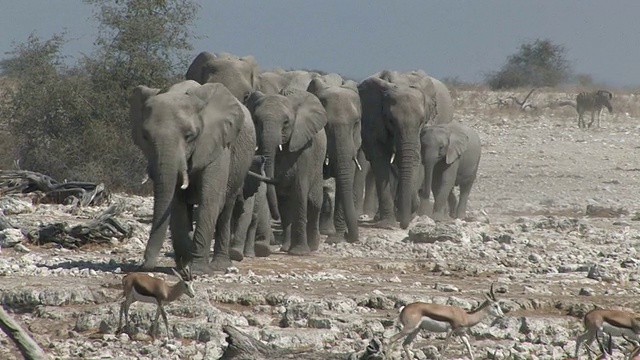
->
[0,307,48,360]
[219,325,350,360]
[219,325,273,360]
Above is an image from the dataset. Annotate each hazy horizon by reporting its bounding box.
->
[2,1,639,87]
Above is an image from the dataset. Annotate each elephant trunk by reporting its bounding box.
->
[260,130,281,221]
[396,141,420,229]
[142,152,184,269]
[330,127,359,242]
[420,160,434,202]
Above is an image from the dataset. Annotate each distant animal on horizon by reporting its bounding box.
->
[576,90,613,129]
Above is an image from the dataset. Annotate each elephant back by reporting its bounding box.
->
[185,51,259,102]
[429,77,454,125]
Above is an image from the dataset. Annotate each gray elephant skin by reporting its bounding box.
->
[358,70,454,229]
[419,121,481,221]
[230,155,273,261]
[130,80,268,274]
[246,89,328,255]
[186,51,258,101]
[307,77,361,243]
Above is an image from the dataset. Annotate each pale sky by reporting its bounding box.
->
[1,1,639,86]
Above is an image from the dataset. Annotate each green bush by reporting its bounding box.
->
[485,38,572,90]
[0,0,200,192]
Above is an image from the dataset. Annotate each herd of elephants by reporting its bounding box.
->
[131,50,481,275]
[122,50,640,359]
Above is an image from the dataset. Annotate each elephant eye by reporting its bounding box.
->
[185,130,196,142]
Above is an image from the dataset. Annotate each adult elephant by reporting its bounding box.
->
[307,77,361,243]
[245,88,328,255]
[130,80,273,274]
[185,51,258,100]
[358,70,453,229]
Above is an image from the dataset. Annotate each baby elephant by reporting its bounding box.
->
[419,121,481,221]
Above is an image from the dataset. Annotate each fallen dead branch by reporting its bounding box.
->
[0,306,48,360]
[26,203,131,249]
[491,88,538,111]
[219,325,351,360]
[0,170,110,207]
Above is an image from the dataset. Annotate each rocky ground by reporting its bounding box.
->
[1,88,640,359]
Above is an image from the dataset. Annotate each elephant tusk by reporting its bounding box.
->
[255,146,259,151]
[278,144,283,152]
[180,170,189,190]
[325,158,329,166]
[390,153,396,164]
[247,171,278,185]
[354,158,362,171]
[141,173,150,185]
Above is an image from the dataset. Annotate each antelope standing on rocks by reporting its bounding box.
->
[575,308,640,358]
[118,268,195,338]
[387,283,505,360]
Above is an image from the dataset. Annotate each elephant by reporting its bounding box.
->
[256,71,289,95]
[185,51,259,101]
[307,77,362,243]
[419,121,481,221]
[358,69,454,229]
[229,155,273,261]
[245,88,328,255]
[130,80,274,274]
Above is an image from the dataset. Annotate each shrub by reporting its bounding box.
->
[485,38,572,90]
[0,0,200,192]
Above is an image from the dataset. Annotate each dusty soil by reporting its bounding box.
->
[1,88,640,359]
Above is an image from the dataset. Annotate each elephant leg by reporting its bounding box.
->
[169,190,193,269]
[362,167,377,218]
[190,164,228,274]
[431,166,456,222]
[307,180,322,252]
[319,184,336,235]
[244,211,257,258]
[353,153,367,216]
[369,148,396,227]
[253,185,272,257]
[447,190,458,218]
[278,193,293,252]
[325,195,344,245]
[242,192,258,258]
[456,179,476,219]
[288,184,311,256]
[211,197,235,271]
[230,195,253,262]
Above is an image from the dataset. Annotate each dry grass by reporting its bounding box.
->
[447,85,640,122]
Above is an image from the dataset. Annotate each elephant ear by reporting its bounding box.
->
[244,90,266,113]
[446,130,469,165]
[288,92,328,152]
[412,75,438,124]
[358,76,392,159]
[306,77,327,95]
[129,85,161,148]
[187,83,244,169]
[185,51,216,84]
